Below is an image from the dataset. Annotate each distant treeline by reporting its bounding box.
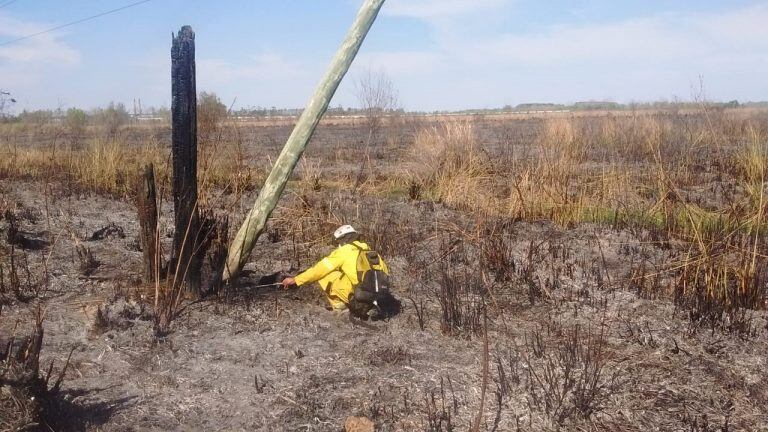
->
[231,106,406,118]
[443,100,765,115]
[2,98,767,123]
[230,100,766,117]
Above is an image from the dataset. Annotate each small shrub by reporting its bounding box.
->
[422,377,460,432]
[95,102,130,137]
[0,245,41,303]
[198,91,228,138]
[478,218,517,283]
[0,309,73,430]
[524,325,621,426]
[76,245,100,276]
[437,264,486,338]
[64,108,88,148]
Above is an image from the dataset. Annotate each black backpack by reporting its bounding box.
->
[351,245,400,319]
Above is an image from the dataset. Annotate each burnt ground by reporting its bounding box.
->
[1,178,767,431]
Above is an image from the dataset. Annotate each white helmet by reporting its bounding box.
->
[333,224,357,240]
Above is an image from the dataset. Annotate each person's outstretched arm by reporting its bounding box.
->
[281,250,342,288]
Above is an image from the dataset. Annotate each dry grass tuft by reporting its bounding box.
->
[0,130,261,199]
[406,122,497,213]
[398,111,767,331]
[0,139,166,196]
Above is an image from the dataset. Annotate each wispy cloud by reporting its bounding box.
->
[0,14,80,64]
[2,2,765,111]
[195,51,319,107]
[366,3,768,107]
[0,13,82,109]
[198,52,307,85]
[463,5,768,67]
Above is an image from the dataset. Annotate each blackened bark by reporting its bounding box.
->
[208,216,229,294]
[137,164,159,284]
[171,26,201,295]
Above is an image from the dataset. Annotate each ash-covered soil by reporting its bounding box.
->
[1,179,767,431]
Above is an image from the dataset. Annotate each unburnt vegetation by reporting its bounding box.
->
[0,105,766,430]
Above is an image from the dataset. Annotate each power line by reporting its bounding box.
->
[0,0,154,47]
[0,0,21,10]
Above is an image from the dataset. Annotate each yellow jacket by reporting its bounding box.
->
[294,240,388,307]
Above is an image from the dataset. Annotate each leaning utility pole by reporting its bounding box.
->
[223,0,386,282]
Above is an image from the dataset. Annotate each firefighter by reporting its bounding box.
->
[281,225,393,319]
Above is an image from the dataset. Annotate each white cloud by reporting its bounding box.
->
[194,52,322,108]
[689,4,768,49]
[3,3,767,111]
[466,17,691,66]
[0,13,82,110]
[0,42,80,64]
[0,14,80,64]
[364,4,768,108]
[464,5,768,67]
[198,52,307,85]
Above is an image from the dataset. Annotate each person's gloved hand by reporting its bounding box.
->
[281,277,296,289]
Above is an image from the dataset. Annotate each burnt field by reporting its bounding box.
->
[1,108,767,431]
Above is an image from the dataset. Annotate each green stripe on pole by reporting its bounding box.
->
[224,0,386,282]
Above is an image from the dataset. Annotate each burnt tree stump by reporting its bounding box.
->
[136,164,159,284]
[171,25,201,295]
[208,216,229,294]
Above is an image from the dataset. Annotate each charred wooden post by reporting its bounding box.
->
[208,216,229,294]
[24,307,44,374]
[171,25,201,295]
[223,0,386,282]
[136,164,159,284]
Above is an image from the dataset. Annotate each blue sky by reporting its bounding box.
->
[1,0,766,112]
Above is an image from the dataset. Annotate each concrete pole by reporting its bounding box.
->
[224,0,386,282]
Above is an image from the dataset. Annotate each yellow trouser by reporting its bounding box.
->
[318,270,353,310]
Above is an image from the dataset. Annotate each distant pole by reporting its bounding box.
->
[223,0,386,282]
[171,25,201,295]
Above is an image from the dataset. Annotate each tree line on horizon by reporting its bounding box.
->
[1,89,766,124]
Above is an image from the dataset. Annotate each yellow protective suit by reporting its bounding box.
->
[294,240,388,310]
